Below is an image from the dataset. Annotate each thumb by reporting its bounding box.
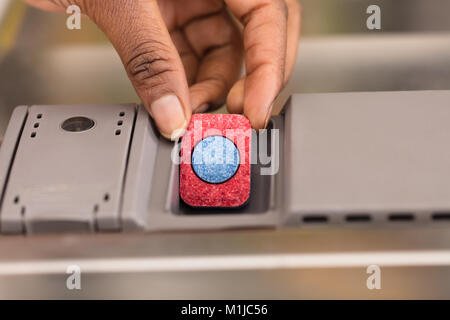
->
[84,0,190,140]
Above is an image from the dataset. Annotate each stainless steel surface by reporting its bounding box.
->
[1,0,450,299]
[2,227,450,298]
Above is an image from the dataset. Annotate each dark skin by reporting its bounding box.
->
[26,0,301,139]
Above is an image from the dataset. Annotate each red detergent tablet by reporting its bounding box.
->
[180,114,252,208]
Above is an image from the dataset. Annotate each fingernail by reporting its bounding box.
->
[195,103,209,113]
[150,94,187,140]
[170,120,188,141]
[263,104,273,129]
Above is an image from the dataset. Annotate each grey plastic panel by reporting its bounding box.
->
[0,104,283,234]
[4,91,450,234]
[0,106,28,233]
[121,105,159,231]
[144,117,284,232]
[0,104,136,234]
[284,91,450,226]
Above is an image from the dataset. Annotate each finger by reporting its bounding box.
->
[83,0,191,140]
[160,0,224,29]
[189,42,242,113]
[225,0,288,129]
[170,30,199,86]
[24,0,64,11]
[183,11,243,112]
[284,0,301,82]
[226,78,244,114]
[227,1,300,115]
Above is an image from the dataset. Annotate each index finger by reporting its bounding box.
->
[225,0,288,129]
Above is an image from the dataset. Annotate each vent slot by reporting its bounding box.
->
[345,214,372,222]
[432,212,450,221]
[303,215,328,223]
[388,213,415,222]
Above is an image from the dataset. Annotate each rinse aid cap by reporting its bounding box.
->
[179,114,252,208]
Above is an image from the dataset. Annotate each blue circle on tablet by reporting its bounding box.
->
[191,136,240,184]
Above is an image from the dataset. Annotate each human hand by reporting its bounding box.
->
[25,0,301,139]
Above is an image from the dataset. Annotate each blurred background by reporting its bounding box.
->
[1,0,450,137]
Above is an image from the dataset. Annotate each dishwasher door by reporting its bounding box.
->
[1,0,450,299]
